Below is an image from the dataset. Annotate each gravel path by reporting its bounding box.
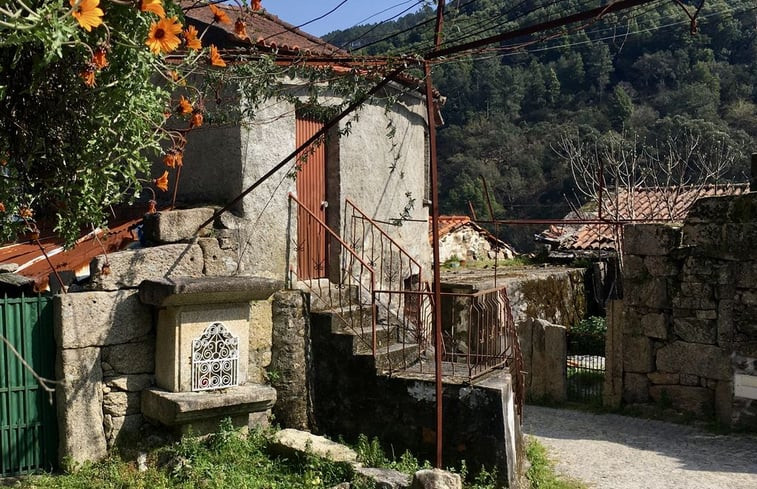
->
[523,405,757,489]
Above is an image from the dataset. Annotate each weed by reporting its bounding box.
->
[525,437,587,489]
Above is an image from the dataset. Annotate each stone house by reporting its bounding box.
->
[0,6,526,485]
[434,215,516,264]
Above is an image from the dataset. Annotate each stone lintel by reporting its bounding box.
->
[141,384,276,426]
[139,276,284,307]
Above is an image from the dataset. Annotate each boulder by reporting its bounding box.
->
[270,429,358,464]
[410,469,462,489]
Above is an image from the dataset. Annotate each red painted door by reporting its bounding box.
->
[295,116,328,279]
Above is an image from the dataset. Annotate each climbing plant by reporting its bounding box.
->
[0,0,409,246]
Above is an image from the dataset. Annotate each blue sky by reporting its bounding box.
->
[262,1,426,37]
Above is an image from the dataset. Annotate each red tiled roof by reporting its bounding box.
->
[182,2,346,57]
[431,215,517,254]
[540,184,750,252]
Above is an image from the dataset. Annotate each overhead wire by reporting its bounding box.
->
[437,0,753,65]
[261,0,351,42]
[334,0,429,51]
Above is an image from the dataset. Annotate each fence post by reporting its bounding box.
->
[603,299,624,408]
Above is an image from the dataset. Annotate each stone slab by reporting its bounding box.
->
[138,276,283,307]
[102,338,155,374]
[141,384,276,426]
[355,467,411,489]
[649,385,713,416]
[623,224,681,256]
[198,237,240,276]
[55,290,152,349]
[56,347,107,464]
[656,341,731,380]
[270,428,358,464]
[142,207,215,244]
[103,391,142,416]
[90,244,204,290]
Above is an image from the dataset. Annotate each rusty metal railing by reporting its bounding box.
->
[289,193,378,354]
[373,286,525,413]
[345,197,425,296]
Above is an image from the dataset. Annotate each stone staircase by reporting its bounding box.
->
[300,279,421,375]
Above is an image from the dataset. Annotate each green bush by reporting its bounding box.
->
[568,317,606,355]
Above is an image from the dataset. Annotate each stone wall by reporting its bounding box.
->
[616,193,757,429]
[56,209,283,463]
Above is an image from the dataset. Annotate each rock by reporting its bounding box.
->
[0,262,18,273]
[622,335,653,373]
[643,256,679,277]
[90,244,204,290]
[640,313,667,340]
[521,318,566,402]
[656,341,731,380]
[623,224,681,256]
[649,385,713,416]
[105,374,154,392]
[103,391,142,416]
[672,318,717,344]
[57,347,107,463]
[355,467,411,489]
[647,372,678,385]
[623,373,649,403]
[198,237,240,276]
[55,290,152,349]
[330,484,351,489]
[624,278,669,309]
[104,414,144,448]
[0,273,35,293]
[102,339,155,374]
[410,469,462,489]
[141,207,216,244]
[270,429,358,464]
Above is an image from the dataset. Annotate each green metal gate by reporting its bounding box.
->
[1,294,58,476]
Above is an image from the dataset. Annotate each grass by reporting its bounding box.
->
[14,424,501,489]
[525,437,587,489]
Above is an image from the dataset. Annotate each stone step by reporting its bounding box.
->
[358,342,421,373]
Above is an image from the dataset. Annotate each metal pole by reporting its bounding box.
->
[425,0,446,470]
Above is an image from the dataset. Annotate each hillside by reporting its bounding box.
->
[325,0,757,250]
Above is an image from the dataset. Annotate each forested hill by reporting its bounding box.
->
[325,0,757,250]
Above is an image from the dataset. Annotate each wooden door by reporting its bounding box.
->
[295,116,328,279]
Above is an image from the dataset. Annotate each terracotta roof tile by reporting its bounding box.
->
[541,184,750,252]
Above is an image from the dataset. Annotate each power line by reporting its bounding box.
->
[335,0,429,51]
[261,0,351,42]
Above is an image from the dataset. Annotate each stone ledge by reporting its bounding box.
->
[270,429,358,464]
[139,276,283,307]
[141,384,276,426]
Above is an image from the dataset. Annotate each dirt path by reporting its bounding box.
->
[523,405,757,489]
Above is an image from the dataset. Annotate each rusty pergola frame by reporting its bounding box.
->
[194,0,677,469]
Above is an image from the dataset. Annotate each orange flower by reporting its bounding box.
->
[234,19,248,40]
[0,202,5,213]
[177,96,192,115]
[140,0,165,18]
[183,25,202,51]
[145,16,182,55]
[209,4,231,25]
[209,45,226,67]
[252,0,262,11]
[18,207,33,219]
[92,46,108,69]
[80,67,96,87]
[70,0,104,32]
[163,149,183,168]
[154,171,169,192]
[169,70,180,81]
[190,111,203,128]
